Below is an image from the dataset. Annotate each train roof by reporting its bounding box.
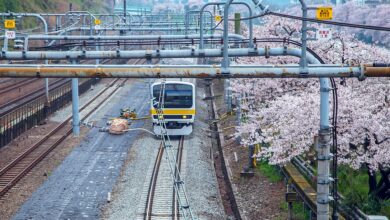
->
[151,81,194,87]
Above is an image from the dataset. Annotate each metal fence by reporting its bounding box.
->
[0,78,100,148]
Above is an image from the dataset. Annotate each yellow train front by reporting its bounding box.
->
[150,81,195,136]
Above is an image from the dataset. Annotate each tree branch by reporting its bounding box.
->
[373,133,390,144]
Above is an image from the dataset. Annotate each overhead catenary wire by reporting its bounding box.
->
[155,81,194,219]
[27,37,330,51]
[234,11,390,32]
[269,11,390,32]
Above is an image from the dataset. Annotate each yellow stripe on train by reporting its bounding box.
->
[150,109,196,115]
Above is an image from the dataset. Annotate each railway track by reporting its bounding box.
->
[0,77,126,198]
[0,58,144,198]
[173,137,185,220]
[0,79,40,98]
[0,78,70,116]
[139,136,189,220]
[0,59,112,117]
[0,79,34,91]
[0,78,48,108]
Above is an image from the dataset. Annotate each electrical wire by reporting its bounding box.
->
[269,11,390,32]
[246,37,339,212]
[235,11,390,32]
[29,38,250,50]
[29,37,329,51]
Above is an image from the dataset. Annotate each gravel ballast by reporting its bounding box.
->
[211,79,288,220]
[12,79,151,220]
[104,62,225,219]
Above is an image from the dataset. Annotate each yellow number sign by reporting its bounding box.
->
[215,15,222,22]
[94,19,101,25]
[316,7,332,20]
[4,19,15,29]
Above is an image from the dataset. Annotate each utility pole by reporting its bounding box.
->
[121,0,126,36]
[71,60,80,136]
[295,1,332,218]
[123,0,127,24]
[222,0,233,112]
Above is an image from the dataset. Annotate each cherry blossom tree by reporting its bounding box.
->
[286,2,390,46]
[231,15,390,200]
[332,2,390,46]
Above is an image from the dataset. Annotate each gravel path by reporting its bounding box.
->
[12,79,151,220]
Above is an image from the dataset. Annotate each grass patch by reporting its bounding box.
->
[256,160,283,183]
[338,166,390,217]
[280,201,311,220]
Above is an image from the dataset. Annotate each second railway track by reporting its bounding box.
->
[140,136,189,220]
[0,58,144,198]
[0,78,70,115]
[0,77,126,197]
[0,59,113,116]
[0,79,41,98]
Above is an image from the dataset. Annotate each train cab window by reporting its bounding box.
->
[153,84,193,108]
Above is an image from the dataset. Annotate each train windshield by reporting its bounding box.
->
[152,84,193,108]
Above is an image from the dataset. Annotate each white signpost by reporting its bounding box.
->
[316,28,332,41]
[5,30,15,39]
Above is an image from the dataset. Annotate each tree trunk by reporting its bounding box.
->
[368,168,377,195]
[376,168,390,200]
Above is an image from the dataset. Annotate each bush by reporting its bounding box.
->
[256,160,282,183]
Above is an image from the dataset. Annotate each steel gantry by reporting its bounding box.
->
[0,63,387,78]
[0,12,51,110]
[1,0,389,219]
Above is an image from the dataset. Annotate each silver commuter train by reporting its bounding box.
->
[150,81,195,136]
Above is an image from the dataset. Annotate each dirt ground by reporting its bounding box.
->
[212,79,288,220]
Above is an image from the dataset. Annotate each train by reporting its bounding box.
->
[150,81,195,136]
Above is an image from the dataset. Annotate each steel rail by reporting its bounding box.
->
[0,58,144,197]
[0,79,40,96]
[144,136,185,220]
[0,59,112,116]
[0,78,70,117]
[0,77,124,197]
[173,136,184,220]
[144,142,164,220]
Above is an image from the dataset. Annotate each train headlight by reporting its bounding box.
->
[158,115,164,119]
[182,115,187,119]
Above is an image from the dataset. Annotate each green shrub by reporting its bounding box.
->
[256,160,282,183]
